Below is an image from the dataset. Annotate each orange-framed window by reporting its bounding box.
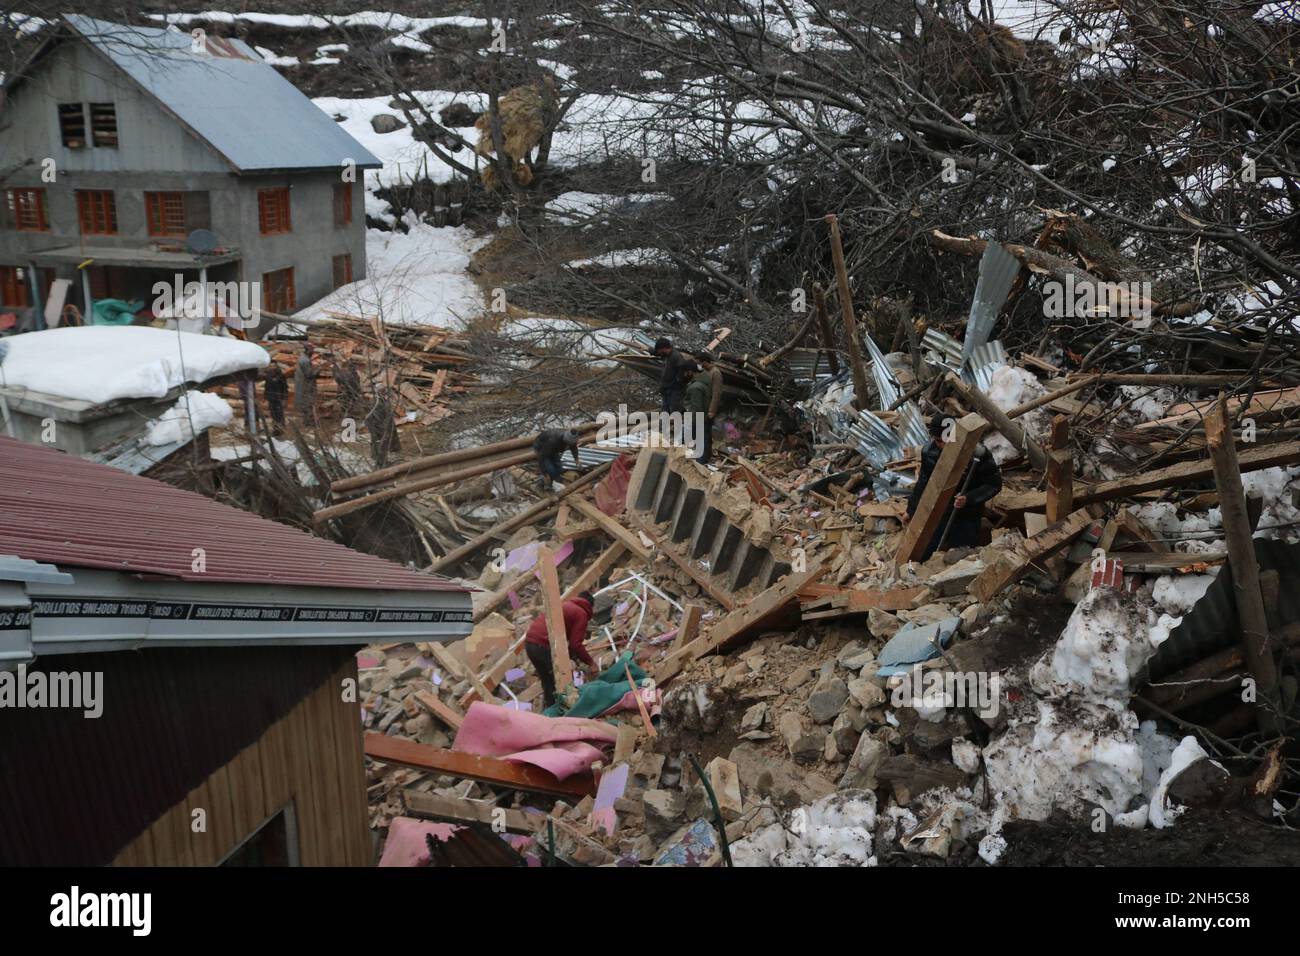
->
[0,266,30,308]
[332,253,353,289]
[333,183,352,226]
[258,187,291,235]
[145,191,187,237]
[76,189,117,235]
[8,188,49,232]
[262,267,296,314]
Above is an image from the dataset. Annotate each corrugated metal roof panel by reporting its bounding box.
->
[0,436,464,593]
[962,240,1020,368]
[63,15,382,172]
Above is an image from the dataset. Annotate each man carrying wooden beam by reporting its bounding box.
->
[903,413,1002,560]
[523,589,607,708]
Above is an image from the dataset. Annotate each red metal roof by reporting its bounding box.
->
[0,436,466,593]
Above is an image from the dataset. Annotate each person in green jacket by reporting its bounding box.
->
[681,366,714,464]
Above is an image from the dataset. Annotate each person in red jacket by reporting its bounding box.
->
[524,591,600,708]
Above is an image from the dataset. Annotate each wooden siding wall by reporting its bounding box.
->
[112,656,370,867]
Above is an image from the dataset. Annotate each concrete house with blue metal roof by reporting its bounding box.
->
[0,14,381,333]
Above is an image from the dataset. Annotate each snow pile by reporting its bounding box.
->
[1128,502,1219,554]
[1151,574,1215,616]
[1241,466,1300,543]
[144,390,232,446]
[0,327,268,404]
[293,223,486,328]
[731,792,877,867]
[1118,384,1175,422]
[982,365,1051,464]
[1031,587,1167,700]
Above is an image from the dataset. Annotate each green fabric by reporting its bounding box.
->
[543,651,647,719]
[683,377,711,414]
[91,298,143,325]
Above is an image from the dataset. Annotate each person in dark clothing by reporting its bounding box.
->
[682,366,714,464]
[365,387,399,468]
[532,427,581,491]
[334,358,363,419]
[904,413,1002,560]
[294,342,320,426]
[652,337,697,413]
[263,363,288,434]
[523,591,599,709]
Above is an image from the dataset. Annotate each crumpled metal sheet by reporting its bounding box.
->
[962,240,1020,368]
[863,334,902,409]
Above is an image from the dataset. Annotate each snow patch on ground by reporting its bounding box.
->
[144,390,232,445]
[731,792,877,867]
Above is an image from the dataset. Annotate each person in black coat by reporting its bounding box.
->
[904,413,1002,560]
[533,428,581,491]
[263,363,288,434]
[652,337,697,413]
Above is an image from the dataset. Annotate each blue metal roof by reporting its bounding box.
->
[63,14,382,173]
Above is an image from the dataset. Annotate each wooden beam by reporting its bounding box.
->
[414,691,465,731]
[996,438,1300,513]
[1205,397,1279,725]
[568,497,651,562]
[654,563,825,683]
[562,542,627,600]
[674,604,703,654]
[537,544,573,696]
[1045,450,1074,525]
[895,413,990,566]
[825,214,872,409]
[625,509,736,610]
[403,789,540,834]
[947,374,1048,472]
[968,509,1093,602]
[365,733,596,797]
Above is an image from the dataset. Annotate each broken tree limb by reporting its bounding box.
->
[425,460,614,573]
[996,438,1300,514]
[1206,397,1280,733]
[947,373,1048,472]
[968,508,1094,602]
[537,544,574,698]
[811,282,841,375]
[894,413,990,567]
[364,733,596,797]
[825,214,872,409]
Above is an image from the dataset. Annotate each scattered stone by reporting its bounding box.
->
[823,733,845,763]
[876,755,968,805]
[807,675,849,724]
[729,743,836,807]
[642,789,687,842]
[926,556,985,597]
[782,664,815,693]
[745,655,767,673]
[706,757,743,822]
[369,112,406,133]
[740,701,767,732]
[739,730,772,741]
[868,607,903,640]
[830,710,859,755]
[848,677,886,709]
[778,711,824,763]
[837,733,886,790]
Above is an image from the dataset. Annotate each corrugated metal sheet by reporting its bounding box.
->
[63,15,382,173]
[863,335,902,408]
[0,435,464,592]
[965,340,1009,391]
[0,643,354,865]
[846,410,905,469]
[961,240,1020,368]
[896,402,930,450]
[786,348,844,385]
[1146,538,1300,680]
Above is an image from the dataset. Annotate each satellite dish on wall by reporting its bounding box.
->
[187,229,218,255]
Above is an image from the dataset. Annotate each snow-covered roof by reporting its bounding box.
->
[57,14,382,173]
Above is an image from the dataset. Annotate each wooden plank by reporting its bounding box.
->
[1206,398,1278,724]
[613,723,638,765]
[415,690,465,730]
[673,604,703,653]
[969,509,1093,602]
[561,542,627,600]
[1119,552,1226,572]
[537,544,574,696]
[1114,510,1168,552]
[364,733,596,797]
[895,413,990,566]
[568,497,652,562]
[655,563,825,683]
[403,789,540,833]
[1045,417,1073,524]
[626,509,736,610]
[996,438,1300,513]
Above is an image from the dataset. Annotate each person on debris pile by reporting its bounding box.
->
[366,387,399,468]
[652,337,697,413]
[294,342,321,426]
[903,412,1002,560]
[682,366,714,465]
[263,363,288,434]
[532,427,581,492]
[335,358,363,419]
[524,590,601,709]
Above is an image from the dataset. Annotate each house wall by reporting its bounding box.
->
[111,653,371,866]
[0,644,369,866]
[0,39,369,315]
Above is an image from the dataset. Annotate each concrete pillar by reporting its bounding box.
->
[654,470,684,525]
[633,452,667,511]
